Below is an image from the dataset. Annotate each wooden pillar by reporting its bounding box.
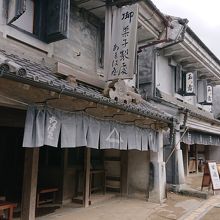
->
[21,148,39,220]
[61,149,68,204]
[83,147,91,208]
[195,145,198,174]
[120,150,128,196]
[183,144,189,176]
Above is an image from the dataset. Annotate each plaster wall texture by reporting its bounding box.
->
[53,5,102,75]
[156,55,174,95]
[0,2,102,78]
[128,150,150,195]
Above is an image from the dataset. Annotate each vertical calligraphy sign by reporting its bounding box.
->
[106,4,138,81]
[206,85,213,104]
[185,72,194,94]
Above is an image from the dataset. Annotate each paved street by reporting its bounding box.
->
[179,194,220,220]
[33,193,204,220]
[33,192,220,220]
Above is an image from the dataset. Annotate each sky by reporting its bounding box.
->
[152,0,220,59]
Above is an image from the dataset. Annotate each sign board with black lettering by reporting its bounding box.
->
[201,161,220,192]
[208,162,220,190]
[105,4,138,81]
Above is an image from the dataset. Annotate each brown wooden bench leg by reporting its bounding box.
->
[8,207,13,220]
[0,210,3,219]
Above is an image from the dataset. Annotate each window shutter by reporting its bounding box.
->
[197,80,207,103]
[184,71,197,96]
[46,0,70,43]
[175,64,183,94]
[197,80,212,105]
[33,0,47,41]
[7,0,26,24]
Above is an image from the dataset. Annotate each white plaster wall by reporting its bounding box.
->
[12,0,34,33]
[128,150,150,195]
[0,2,102,77]
[53,5,101,75]
[156,55,174,95]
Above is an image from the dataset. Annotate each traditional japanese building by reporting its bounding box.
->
[138,13,220,188]
[0,0,174,219]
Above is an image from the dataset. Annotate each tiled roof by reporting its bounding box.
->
[158,90,220,124]
[0,50,173,123]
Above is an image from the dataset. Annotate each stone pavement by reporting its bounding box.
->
[14,191,220,220]
[33,193,205,220]
[179,193,220,220]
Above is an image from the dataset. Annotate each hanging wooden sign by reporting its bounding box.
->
[184,72,197,96]
[206,85,213,105]
[201,161,220,193]
[105,4,138,81]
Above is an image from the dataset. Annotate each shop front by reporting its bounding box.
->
[0,51,172,219]
[182,130,220,176]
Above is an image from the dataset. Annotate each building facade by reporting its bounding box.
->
[138,15,220,188]
[0,1,174,219]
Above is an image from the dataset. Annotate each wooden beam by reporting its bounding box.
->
[55,62,105,89]
[83,148,91,208]
[21,148,39,220]
[61,149,68,204]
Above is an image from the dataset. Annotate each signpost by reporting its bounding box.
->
[201,161,220,194]
[105,4,138,81]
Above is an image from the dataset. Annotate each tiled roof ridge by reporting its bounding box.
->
[0,50,173,124]
[158,90,220,124]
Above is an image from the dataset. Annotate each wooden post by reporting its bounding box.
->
[83,147,91,208]
[183,144,189,176]
[21,148,39,220]
[120,150,128,196]
[61,149,68,204]
[195,145,198,174]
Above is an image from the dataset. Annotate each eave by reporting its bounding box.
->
[159,30,220,85]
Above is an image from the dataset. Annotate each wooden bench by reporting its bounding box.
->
[0,201,16,220]
[36,188,58,207]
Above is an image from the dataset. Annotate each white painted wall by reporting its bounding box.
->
[49,6,102,75]
[156,55,174,95]
[12,0,34,33]
[128,150,150,196]
[0,2,103,78]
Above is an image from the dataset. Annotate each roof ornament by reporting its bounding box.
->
[103,79,142,104]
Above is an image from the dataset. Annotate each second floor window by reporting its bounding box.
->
[7,0,70,43]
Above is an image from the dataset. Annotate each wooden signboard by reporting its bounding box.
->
[201,161,220,193]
